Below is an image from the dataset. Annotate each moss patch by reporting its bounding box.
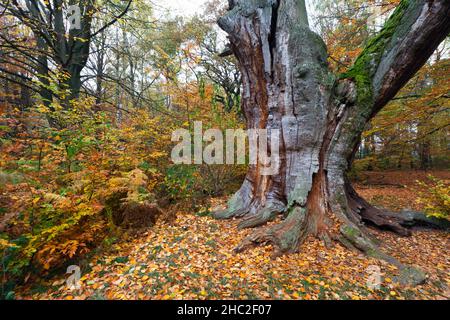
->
[341,0,411,107]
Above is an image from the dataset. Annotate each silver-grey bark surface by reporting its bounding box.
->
[214,0,450,258]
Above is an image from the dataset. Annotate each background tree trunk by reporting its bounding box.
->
[214,0,450,258]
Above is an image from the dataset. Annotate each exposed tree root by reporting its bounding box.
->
[346,183,410,236]
[339,223,427,286]
[394,210,450,230]
[235,207,309,256]
[213,205,249,220]
[213,179,253,219]
[237,211,275,229]
[339,223,398,265]
[221,187,430,286]
[346,182,450,235]
[238,200,285,229]
[212,198,248,220]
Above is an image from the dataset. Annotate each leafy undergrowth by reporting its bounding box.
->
[16,197,449,300]
[14,171,449,300]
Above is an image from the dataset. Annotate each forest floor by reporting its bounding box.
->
[16,171,449,300]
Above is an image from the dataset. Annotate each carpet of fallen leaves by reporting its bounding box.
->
[16,171,449,300]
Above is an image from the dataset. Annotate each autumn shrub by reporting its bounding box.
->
[160,164,245,214]
[0,99,177,295]
[159,82,247,207]
[198,164,247,196]
[416,176,450,220]
[0,85,247,295]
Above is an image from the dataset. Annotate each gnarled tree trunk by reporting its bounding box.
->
[214,0,450,259]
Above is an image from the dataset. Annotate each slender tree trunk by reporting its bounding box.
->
[36,40,53,107]
[95,33,106,105]
[214,0,450,260]
[35,39,57,127]
[418,125,432,170]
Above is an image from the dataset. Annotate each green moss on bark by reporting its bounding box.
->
[341,0,411,107]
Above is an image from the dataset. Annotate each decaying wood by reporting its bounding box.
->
[214,0,450,269]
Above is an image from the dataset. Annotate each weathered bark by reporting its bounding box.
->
[214,0,450,260]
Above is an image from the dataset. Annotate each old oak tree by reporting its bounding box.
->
[213,0,450,279]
